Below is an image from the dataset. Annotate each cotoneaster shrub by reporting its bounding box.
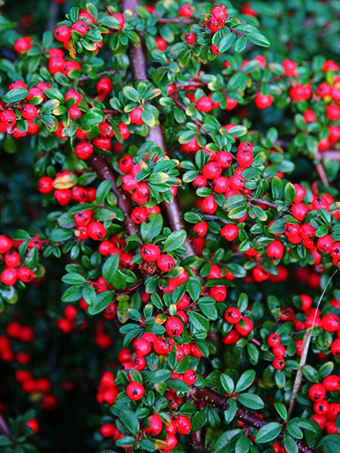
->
[1,1,340,453]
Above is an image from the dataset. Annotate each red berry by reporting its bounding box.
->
[235,317,253,336]
[141,244,161,262]
[176,415,191,435]
[144,414,163,436]
[126,382,145,401]
[1,268,17,286]
[183,369,197,385]
[4,251,20,268]
[130,107,143,125]
[224,307,242,324]
[308,384,326,402]
[87,221,106,240]
[196,96,213,112]
[165,317,183,337]
[157,255,175,272]
[273,357,285,370]
[17,266,34,282]
[38,176,54,194]
[71,21,88,36]
[255,92,273,109]
[179,4,193,18]
[193,221,208,237]
[221,224,239,241]
[211,5,228,20]
[0,235,13,254]
[184,32,196,45]
[75,142,93,160]
[21,104,38,120]
[54,25,71,42]
[267,333,280,347]
[267,240,284,259]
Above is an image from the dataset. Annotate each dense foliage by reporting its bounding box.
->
[2,1,340,453]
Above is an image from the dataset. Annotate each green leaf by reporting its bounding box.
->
[284,182,296,203]
[96,180,112,204]
[237,393,264,410]
[4,88,28,103]
[102,254,120,284]
[224,397,237,424]
[275,402,287,420]
[123,86,139,102]
[62,273,85,285]
[219,32,236,53]
[187,277,202,301]
[191,407,207,431]
[141,214,163,242]
[221,373,234,394]
[284,434,298,453]
[247,32,270,48]
[163,230,187,251]
[88,291,113,315]
[49,228,73,243]
[149,369,171,384]
[167,379,189,393]
[235,370,255,392]
[255,422,282,443]
[119,409,140,436]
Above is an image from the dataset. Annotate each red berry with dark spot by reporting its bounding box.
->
[87,221,106,240]
[165,317,183,337]
[157,255,175,272]
[126,382,145,401]
[141,244,161,262]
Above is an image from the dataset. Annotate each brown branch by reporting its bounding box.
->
[188,387,316,453]
[230,28,247,37]
[78,70,117,82]
[175,81,206,89]
[316,150,340,160]
[315,162,329,187]
[122,0,195,257]
[0,412,12,440]
[190,429,205,453]
[157,18,198,25]
[47,0,62,31]
[248,196,279,210]
[89,154,140,238]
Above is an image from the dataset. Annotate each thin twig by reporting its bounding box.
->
[287,269,338,421]
[89,154,140,238]
[315,162,329,187]
[122,0,195,257]
[188,386,316,453]
[0,412,12,440]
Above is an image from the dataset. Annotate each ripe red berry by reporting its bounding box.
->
[5,251,20,268]
[87,221,106,240]
[209,285,227,302]
[71,21,88,36]
[211,4,228,20]
[1,268,17,286]
[255,92,273,109]
[155,37,167,51]
[141,244,161,262]
[202,162,222,179]
[0,235,13,254]
[165,317,183,337]
[97,78,112,95]
[134,338,152,356]
[38,176,54,194]
[224,307,242,324]
[321,314,340,332]
[267,240,284,259]
[75,142,93,160]
[179,4,193,18]
[267,333,280,347]
[130,107,143,125]
[221,224,239,241]
[193,221,208,237]
[196,96,213,112]
[14,37,32,53]
[157,255,175,272]
[184,32,196,45]
[176,415,191,435]
[323,375,340,392]
[54,25,71,42]
[126,382,145,401]
[21,104,38,120]
[273,357,285,370]
[235,317,254,336]
[308,384,326,402]
[17,266,34,282]
[183,369,197,385]
[144,414,163,436]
